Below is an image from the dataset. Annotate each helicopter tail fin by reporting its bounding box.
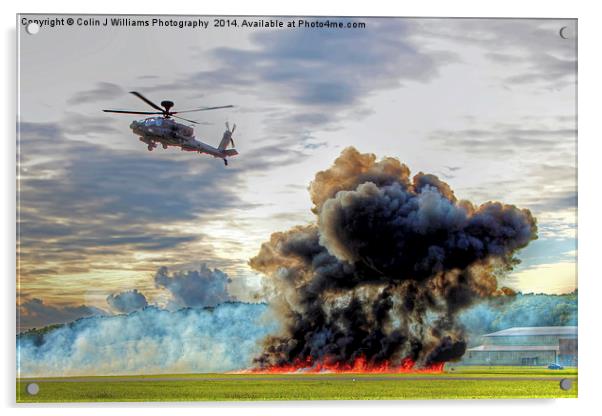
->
[218,130,232,151]
[218,122,236,151]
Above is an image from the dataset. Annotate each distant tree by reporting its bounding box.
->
[459,292,577,342]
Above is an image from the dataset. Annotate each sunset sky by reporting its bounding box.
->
[17,16,577,329]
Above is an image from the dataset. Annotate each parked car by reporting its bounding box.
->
[548,363,564,370]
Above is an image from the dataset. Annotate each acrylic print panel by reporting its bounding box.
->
[16,15,577,402]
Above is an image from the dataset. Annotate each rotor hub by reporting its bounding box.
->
[161,100,174,112]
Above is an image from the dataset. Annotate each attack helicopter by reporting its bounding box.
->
[103,91,238,166]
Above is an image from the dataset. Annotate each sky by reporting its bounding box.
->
[17,16,577,330]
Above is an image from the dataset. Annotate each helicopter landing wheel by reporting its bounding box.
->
[147,144,154,151]
[162,143,168,149]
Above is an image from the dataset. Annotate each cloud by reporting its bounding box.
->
[499,52,576,86]
[155,264,235,309]
[17,121,246,281]
[510,237,576,271]
[416,19,576,90]
[427,121,576,224]
[19,127,240,223]
[33,21,459,260]
[521,190,577,213]
[211,20,448,100]
[507,261,577,295]
[463,165,575,216]
[18,298,107,330]
[61,112,121,137]
[429,126,576,156]
[106,289,148,314]
[155,19,454,132]
[16,111,325,302]
[67,82,124,105]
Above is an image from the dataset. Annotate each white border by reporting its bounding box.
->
[3,1,601,415]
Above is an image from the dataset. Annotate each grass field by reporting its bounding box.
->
[16,366,578,402]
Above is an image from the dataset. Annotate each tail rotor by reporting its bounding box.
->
[225,122,236,147]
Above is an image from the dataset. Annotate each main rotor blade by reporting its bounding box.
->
[171,114,199,124]
[103,110,163,115]
[129,91,166,112]
[173,105,234,114]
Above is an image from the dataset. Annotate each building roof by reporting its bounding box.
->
[467,344,559,352]
[483,326,577,337]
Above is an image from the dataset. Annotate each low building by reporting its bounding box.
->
[462,326,577,366]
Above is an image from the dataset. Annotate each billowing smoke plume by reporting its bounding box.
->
[154,264,235,309]
[106,289,148,314]
[250,147,537,370]
[17,302,274,377]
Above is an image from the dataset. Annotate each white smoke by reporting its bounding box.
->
[17,302,276,377]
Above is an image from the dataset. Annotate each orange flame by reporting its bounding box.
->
[248,356,445,374]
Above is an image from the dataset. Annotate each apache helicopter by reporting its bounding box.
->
[103,91,238,166]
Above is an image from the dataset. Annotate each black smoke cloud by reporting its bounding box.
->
[250,147,537,369]
[106,289,148,314]
[154,264,235,309]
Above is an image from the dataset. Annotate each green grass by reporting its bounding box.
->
[17,367,578,402]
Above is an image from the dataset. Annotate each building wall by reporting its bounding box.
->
[485,335,576,346]
[559,338,577,354]
[461,350,557,366]
[461,328,578,366]
[558,338,578,366]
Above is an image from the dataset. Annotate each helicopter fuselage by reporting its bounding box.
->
[130,117,192,144]
[130,117,238,162]
[104,91,237,165]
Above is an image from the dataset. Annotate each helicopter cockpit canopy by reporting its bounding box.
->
[142,117,165,126]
